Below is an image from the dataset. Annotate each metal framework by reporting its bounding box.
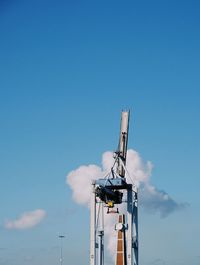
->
[90,111,138,265]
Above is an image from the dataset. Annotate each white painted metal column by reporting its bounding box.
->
[127,186,133,265]
[133,190,138,265]
[90,182,96,265]
[98,202,104,265]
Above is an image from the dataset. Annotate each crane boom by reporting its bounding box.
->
[117,111,130,178]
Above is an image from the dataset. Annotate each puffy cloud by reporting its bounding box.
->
[67,165,103,206]
[66,149,187,261]
[4,209,46,230]
[140,184,187,218]
[67,149,185,217]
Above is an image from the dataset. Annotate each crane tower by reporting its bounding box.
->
[90,111,138,265]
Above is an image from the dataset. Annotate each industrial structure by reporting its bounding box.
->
[90,111,138,265]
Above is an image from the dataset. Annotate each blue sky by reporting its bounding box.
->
[0,0,200,264]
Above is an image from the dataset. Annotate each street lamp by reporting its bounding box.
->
[58,235,65,265]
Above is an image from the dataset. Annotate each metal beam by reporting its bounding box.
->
[90,183,97,265]
[127,186,133,265]
[117,111,130,178]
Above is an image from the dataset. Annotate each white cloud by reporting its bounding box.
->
[66,149,187,261]
[4,209,46,230]
[67,165,103,206]
[67,149,186,216]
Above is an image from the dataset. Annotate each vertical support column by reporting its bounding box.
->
[133,190,138,265]
[98,231,103,265]
[127,185,133,265]
[116,215,126,265]
[98,202,104,265]
[90,182,96,265]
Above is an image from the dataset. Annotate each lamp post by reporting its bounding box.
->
[58,235,65,265]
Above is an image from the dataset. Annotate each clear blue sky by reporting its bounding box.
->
[0,1,200,264]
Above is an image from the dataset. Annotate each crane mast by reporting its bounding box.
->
[90,111,138,265]
[117,111,130,178]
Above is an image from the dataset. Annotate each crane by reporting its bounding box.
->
[90,111,138,265]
